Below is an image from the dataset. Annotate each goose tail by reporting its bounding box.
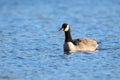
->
[97,41,101,44]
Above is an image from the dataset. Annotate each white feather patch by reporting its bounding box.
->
[96,44,99,48]
[67,42,76,51]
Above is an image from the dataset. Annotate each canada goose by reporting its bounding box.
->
[59,23,100,53]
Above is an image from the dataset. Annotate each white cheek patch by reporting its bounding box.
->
[64,25,69,31]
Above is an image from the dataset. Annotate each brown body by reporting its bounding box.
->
[64,38,99,52]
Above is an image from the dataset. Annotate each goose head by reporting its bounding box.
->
[59,23,70,32]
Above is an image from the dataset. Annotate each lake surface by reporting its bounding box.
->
[0,0,120,80]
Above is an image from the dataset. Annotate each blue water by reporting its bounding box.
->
[0,0,120,80]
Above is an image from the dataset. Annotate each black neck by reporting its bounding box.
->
[64,29,72,42]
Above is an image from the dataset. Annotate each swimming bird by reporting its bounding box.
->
[59,23,100,53]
